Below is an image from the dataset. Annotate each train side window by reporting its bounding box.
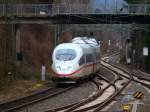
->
[86,54,93,63]
[93,52,96,61]
[79,55,85,65]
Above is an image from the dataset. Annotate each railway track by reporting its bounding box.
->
[44,80,100,112]
[101,60,150,89]
[2,53,145,112]
[50,53,150,112]
[0,86,76,112]
[46,64,132,112]
[102,51,150,82]
[1,80,98,112]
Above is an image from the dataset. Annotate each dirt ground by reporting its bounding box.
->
[0,80,52,102]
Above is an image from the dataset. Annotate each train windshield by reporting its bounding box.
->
[55,49,77,61]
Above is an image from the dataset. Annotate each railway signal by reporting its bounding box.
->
[143,47,148,56]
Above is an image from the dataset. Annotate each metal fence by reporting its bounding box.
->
[0,4,149,17]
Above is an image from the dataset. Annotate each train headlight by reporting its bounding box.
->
[56,66,61,71]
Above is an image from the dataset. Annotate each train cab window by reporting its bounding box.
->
[86,54,93,63]
[79,55,85,65]
[55,49,77,61]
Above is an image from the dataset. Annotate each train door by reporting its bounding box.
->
[93,48,97,73]
[79,55,86,76]
[96,50,101,71]
[85,54,93,75]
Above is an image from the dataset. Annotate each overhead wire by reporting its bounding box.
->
[57,2,150,38]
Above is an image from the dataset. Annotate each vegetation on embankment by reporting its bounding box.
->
[16,25,72,80]
[0,23,73,101]
[0,24,73,90]
[16,25,55,80]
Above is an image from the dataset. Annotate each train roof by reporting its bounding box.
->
[71,37,100,48]
[54,43,82,52]
[53,37,100,55]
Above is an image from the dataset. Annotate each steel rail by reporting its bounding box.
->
[45,80,100,112]
[92,63,132,112]
[45,60,131,112]
[102,60,150,89]
[0,86,75,112]
[62,71,119,112]
[64,66,131,112]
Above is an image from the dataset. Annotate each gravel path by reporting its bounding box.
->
[15,81,97,112]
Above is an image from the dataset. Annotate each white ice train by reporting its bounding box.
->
[51,37,101,83]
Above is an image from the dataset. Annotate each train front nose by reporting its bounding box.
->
[61,66,72,72]
[56,65,73,75]
[52,63,74,77]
